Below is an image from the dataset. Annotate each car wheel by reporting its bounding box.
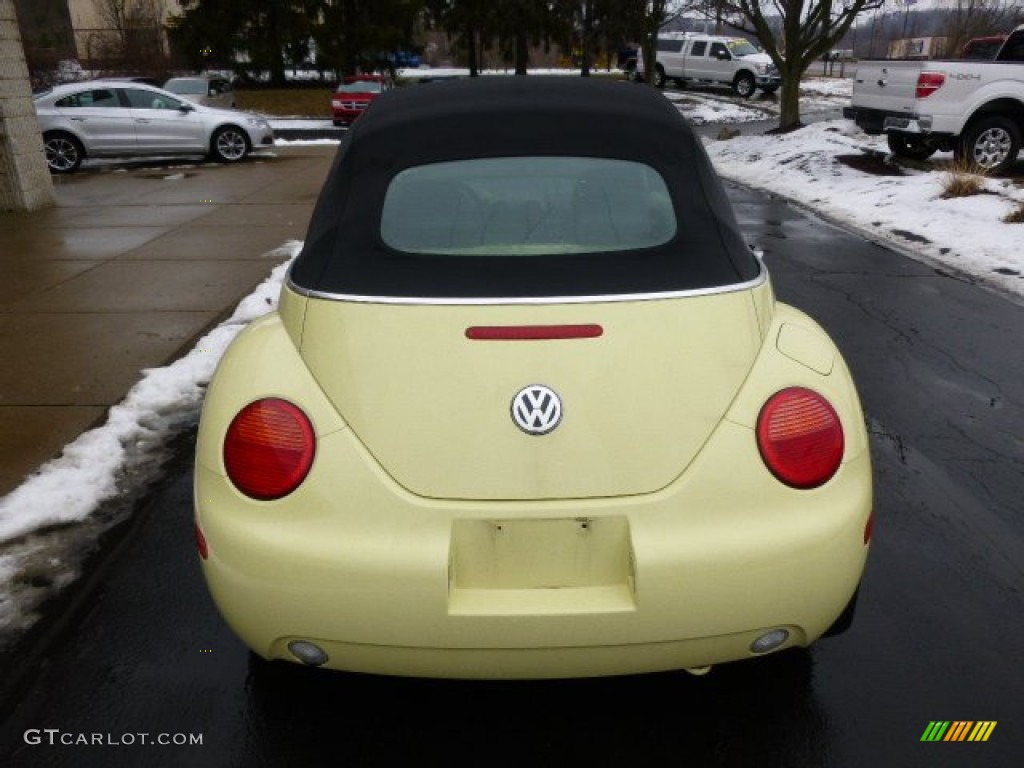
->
[956,116,1021,173]
[43,131,84,174]
[733,72,756,98]
[655,65,666,89]
[210,126,250,163]
[887,133,937,162]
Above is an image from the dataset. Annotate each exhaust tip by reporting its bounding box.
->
[288,640,329,667]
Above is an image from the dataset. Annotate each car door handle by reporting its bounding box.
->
[70,116,86,121]
[135,119,151,124]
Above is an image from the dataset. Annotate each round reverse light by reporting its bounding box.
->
[756,387,844,489]
[223,398,315,500]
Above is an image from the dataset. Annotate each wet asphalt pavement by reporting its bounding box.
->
[0,181,1021,768]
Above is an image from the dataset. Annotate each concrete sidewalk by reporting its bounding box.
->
[0,144,336,498]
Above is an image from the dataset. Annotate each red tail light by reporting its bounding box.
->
[757,388,844,489]
[915,72,945,99]
[223,398,315,500]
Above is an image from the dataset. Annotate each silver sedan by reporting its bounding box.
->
[33,80,274,173]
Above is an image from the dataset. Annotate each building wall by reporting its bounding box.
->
[67,0,187,66]
[0,0,55,211]
[887,36,949,59]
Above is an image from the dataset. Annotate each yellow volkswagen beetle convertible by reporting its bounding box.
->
[194,77,873,679]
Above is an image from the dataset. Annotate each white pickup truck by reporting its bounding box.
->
[635,32,781,98]
[843,24,1024,172]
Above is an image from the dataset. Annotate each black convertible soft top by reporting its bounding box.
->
[289,76,760,300]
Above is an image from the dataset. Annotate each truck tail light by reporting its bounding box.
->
[915,72,945,99]
[223,398,315,500]
[757,388,844,489]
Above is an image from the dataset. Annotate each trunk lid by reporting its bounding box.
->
[299,293,762,500]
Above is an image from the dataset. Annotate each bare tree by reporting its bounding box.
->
[92,0,169,72]
[941,0,1021,57]
[721,0,885,131]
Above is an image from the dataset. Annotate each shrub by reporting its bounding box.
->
[939,158,990,199]
[1003,203,1024,223]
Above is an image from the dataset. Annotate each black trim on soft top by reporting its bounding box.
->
[290,77,760,300]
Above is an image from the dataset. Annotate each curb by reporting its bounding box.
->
[274,127,345,141]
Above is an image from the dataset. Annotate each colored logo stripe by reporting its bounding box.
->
[968,722,997,742]
[945,721,973,741]
[920,721,996,742]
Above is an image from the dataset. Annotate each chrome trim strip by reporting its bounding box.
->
[285,262,767,306]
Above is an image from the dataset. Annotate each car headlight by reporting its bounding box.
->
[754,63,768,74]
[246,117,270,129]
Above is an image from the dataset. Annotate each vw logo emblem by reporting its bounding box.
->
[511,385,563,435]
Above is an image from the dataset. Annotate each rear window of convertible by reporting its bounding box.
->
[380,157,676,256]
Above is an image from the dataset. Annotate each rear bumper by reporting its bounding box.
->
[196,419,872,679]
[843,106,935,136]
[332,105,369,124]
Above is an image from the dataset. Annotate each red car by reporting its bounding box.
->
[331,75,391,126]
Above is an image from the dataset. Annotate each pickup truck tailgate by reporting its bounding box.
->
[852,61,921,112]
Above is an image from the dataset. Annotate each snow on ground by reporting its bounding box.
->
[665,90,771,125]
[1,77,1022,647]
[706,120,1024,299]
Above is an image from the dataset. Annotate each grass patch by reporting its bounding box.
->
[1003,202,1024,223]
[236,88,334,117]
[939,158,991,199]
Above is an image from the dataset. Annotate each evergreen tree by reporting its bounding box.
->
[493,0,556,74]
[426,0,495,76]
[171,0,423,82]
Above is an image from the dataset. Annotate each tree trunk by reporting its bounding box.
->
[579,1,593,77]
[515,30,528,75]
[467,25,479,76]
[777,67,804,131]
[267,3,286,86]
[641,38,656,86]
